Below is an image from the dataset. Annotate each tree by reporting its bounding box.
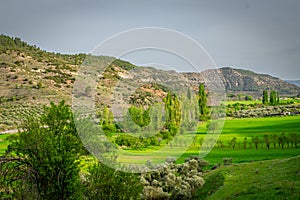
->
[245,95,252,101]
[252,136,259,149]
[99,105,116,134]
[262,90,268,105]
[36,81,42,89]
[164,93,181,136]
[0,101,83,199]
[276,91,280,104]
[263,134,270,150]
[231,137,237,150]
[198,83,208,120]
[243,137,247,149]
[128,106,150,128]
[269,90,279,106]
[272,134,278,149]
[84,162,142,199]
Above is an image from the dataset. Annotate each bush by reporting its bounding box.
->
[141,156,207,199]
[84,162,142,200]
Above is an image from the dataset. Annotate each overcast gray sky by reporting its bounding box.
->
[1,0,300,79]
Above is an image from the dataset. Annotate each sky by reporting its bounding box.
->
[0,0,300,79]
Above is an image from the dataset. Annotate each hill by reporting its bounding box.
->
[286,80,300,87]
[194,156,300,199]
[1,34,300,131]
[185,67,300,98]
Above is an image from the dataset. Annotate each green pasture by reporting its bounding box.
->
[178,148,300,165]
[225,99,300,106]
[1,115,299,166]
[0,134,10,155]
[215,115,299,137]
[225,100,261,105]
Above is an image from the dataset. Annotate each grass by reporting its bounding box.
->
[0,134,10,155]
[179,115,300,165]
[225,99,300,105]
[221,116,300,135]
[1,115,300,165]
[194,156,300,200]
[225,100,261,105]
[178,148,300,165]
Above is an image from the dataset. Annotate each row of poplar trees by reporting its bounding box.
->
[262,90,280,105]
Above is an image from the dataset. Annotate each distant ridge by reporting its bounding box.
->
[285,80,300,87]
[184,67,300,97]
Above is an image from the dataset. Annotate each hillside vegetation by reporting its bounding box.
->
[1,34,300,131]
[195,156,300,199]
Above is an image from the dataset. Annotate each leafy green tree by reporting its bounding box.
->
[99,105,116,134]
[231,137,237,150]
[84,162,142,200]
[198,83,208,120]
[129,106,150,128]
[243,137,247,149]
[263,134,271,150]
[0,101,83,199]
[272,134,278,149]
[164,93,181,136]
[269,90,278,106]
[262,90,268,105]
[252,136,259,149]
[245,95,252,101]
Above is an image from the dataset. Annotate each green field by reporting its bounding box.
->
[181,116,300,164]
[225,100,261,105]
[211,115,300,139]
[225,99,300,106]
[1,115,299,165]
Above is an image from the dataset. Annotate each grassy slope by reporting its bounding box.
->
[195,156,300,200]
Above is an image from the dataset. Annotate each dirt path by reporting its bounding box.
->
[0,129,19,135]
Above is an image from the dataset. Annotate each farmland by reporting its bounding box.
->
[2,115,299,165]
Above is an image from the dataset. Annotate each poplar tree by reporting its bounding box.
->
[198,83,208,120]
[262,90,268,105]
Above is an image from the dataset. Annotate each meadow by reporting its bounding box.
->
[1,115,299,166]
[180,115,300,164]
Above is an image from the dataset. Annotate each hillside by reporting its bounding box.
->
[194,156,300,199]
[286,80,300,87]
[1,34,300,131]
[185,67,300,98]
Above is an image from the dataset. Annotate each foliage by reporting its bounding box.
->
[262,90,268,105]
[141,156,208,199]
[164,93,181,136]
[270,90,279,106]
[198,83,208,120]
[98,105,117,135]
[84,162,143,200]
[129,106,151,128]
[110,58,137,71]
[0,101,83,199]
